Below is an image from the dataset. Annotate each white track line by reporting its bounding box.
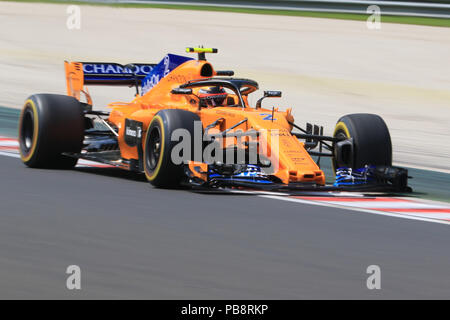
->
[0,140,19,147]
[0,150,20,158]
[261,195,450,226]
[312,201,447,209]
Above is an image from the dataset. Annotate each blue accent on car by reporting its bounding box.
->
[141,54,193,94]
[333,166,375,187]
[208,164,273,184]
[215,177,273,184]
[259,113,276,121]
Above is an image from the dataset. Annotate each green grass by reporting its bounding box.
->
[4,0,450,28]
[0,106,19,138]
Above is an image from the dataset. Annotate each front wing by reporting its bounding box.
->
[184,163,412,193]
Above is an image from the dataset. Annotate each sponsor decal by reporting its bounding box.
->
[124,119,143,147]
[216,110,236,117]
[270,129,290,137]
[141,54,193,95]
[82,63,153,77]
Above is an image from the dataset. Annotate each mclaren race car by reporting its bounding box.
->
[18,48,410,192]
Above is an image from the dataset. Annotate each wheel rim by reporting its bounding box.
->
[146,126,161,171]
[21,107,34,153]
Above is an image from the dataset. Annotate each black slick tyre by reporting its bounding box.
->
[18,94,84,169]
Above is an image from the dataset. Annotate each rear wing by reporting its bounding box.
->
[64,61,156,102]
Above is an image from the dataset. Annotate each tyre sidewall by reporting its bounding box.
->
[144,109,201,188]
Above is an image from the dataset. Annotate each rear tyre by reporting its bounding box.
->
[18,94,84,168]
[144,109,201,188]
[332,113,392,170]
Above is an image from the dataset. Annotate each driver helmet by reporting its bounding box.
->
[198,86,228,107]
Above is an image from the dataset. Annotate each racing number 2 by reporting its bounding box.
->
[259,113,276,121]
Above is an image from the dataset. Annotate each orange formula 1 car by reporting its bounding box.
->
[18,48,410,192]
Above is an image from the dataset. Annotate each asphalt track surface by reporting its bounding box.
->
[0,155,449,299]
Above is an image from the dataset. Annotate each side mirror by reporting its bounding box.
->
[264,91,282,98]
[216,70,234,76]
[171,88,193,95]
[256,90,282,109]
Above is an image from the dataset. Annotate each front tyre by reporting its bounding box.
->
[332,113,392,170]
[144,109,201,188]
[18,94,84,168]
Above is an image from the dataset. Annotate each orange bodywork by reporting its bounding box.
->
[64,58,325,185]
